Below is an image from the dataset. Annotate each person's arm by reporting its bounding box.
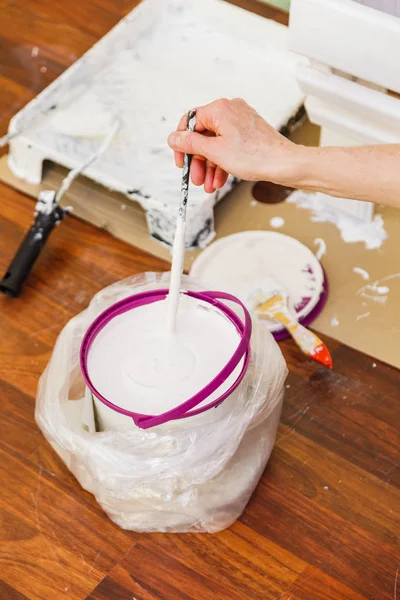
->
[167,98,400,209]
[291,145,400,207]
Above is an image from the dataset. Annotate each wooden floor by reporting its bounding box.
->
[0,1,399,599]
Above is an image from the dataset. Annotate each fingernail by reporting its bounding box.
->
[168,133,180,148]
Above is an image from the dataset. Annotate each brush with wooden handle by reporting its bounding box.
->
[255,290,333,369]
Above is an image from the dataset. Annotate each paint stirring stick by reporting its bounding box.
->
[167,109,197,332]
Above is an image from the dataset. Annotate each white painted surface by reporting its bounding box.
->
[297,65,400,133]
[289,0,400,94]
[290,0,400,192]
[353,0,400,18]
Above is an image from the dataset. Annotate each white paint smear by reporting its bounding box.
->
[358,280,390,304]
[51,91,116,137]
[353,267,370,280]
[288,191,388,249]
[356,311,370,321]
[313,237,326,261]
[270,216,285,229]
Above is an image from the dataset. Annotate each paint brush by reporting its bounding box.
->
[167,109,197,332]
[255,289,333,369]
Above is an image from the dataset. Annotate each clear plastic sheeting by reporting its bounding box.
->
[36,273,287,533]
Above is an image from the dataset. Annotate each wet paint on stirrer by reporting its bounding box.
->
[167,109,197,332]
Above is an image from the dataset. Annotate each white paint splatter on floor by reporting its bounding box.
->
[356,312,370,321]
[353,267,370,280]
[270,216,285,228]
[288,191,388,249]
[314,237,326,260]
[358,281,390,304]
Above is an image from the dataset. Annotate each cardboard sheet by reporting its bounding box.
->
[190,181,400,369]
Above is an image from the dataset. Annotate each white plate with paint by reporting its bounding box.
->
[190,231,327,338]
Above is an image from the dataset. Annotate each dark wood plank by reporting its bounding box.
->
[0,444,138,600]
[281,359,400,487]
[0,2,399,600]
[106,525,307,600]
[279,567,369,600]
[242,480,398,599]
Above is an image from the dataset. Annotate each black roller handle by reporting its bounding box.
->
[0,191,67,298]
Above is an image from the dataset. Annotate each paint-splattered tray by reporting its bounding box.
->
[7,0,304,247]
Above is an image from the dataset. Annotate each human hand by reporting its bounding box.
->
[168,98,300,193]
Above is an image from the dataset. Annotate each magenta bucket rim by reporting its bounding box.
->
[80,289,252,430]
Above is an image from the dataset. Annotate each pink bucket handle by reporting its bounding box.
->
[80,289,252,430]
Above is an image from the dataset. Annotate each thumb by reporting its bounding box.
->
[168,131,213,158]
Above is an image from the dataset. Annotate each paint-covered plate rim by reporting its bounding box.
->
[189,230,326,337]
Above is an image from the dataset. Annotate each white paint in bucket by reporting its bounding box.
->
[88,294,244,430]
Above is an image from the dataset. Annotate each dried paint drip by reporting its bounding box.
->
[357,272,400,305]
[313,238,326,260]
[356,312,370,321]
[269,216,285,229]
[353,267,370,280]
[358,281,390,304]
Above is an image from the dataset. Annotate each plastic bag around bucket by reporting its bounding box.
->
[35,272,288,533]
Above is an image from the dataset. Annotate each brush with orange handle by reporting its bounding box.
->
[255,289,333,369]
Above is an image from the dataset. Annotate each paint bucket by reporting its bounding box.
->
[80,288,252,430]
[37,273,288,532]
